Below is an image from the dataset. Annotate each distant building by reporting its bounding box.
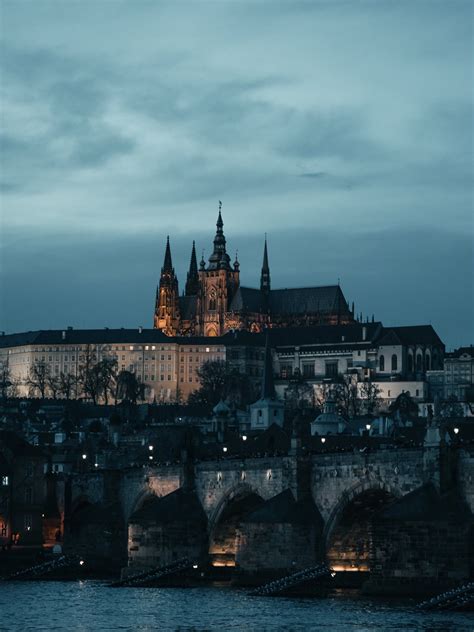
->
[0,322,445,408]
[153,207,354,336]
[444,346,474,401]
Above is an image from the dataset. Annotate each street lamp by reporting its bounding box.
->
[321,437,326,444]
[148,445,154,451]
[242,435,247,441]
[365,424,371,431]
[82,454,87,460]
[223,446,228,453]
[454,427,460,435]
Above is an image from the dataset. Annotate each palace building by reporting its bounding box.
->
[153,206,354,336]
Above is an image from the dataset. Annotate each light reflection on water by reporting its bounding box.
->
[0,581,471,632]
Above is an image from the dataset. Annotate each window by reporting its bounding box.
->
[2,476,9,486]
[379,355,385,371]
[408,354,413,372]
[425,354,431,371]
[391,354,398,371]
[416,389,420,397]
[325,362,338,378]
[302,363,315,378]
[26,463,34,477]
[209,298,216,311]
[24,514,32,531]
[416,354,423,372]
[25,487,33,504]
[280,364,293,379]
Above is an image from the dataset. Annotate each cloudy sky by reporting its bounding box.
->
[0,0,472,348]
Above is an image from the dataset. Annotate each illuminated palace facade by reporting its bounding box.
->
[153,207,354,336]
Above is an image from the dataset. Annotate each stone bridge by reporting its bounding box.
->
[67,444,474,594]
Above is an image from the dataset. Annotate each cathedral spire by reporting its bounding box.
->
[208,201,231,270]
[185,241,199,296]
[162,235,173,273]
[260,235,271,293]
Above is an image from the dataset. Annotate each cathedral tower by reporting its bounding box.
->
[260,236,271,295]
[153,236,180,334]
[196,203,240,336]
[185,241,199,296]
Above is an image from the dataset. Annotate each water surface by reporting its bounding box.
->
[0,581,471,631]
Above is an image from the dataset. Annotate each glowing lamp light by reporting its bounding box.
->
[242,435,247,441]
[148,445,154,451]
[223,446,228,453]
[365,424,371,431]
[94,463,98,468]
[79,560,85,566]
[321,437,326,444]
[82,454,87,460]
[331,572,336,578]
[192,564,198,569]
[454,427,460,435]
[149,455,153,460]
[27,526,31,531]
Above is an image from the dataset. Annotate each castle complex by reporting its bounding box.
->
[153,205,354,336]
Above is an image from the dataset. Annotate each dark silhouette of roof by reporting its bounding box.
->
[229,285,351,318]
[378,483,471,522]
[242,489,323,527]
[129,488,207,525]
[377,325,444,347]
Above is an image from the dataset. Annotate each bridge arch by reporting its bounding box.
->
[323,480,402,576]
[208,483,264,568]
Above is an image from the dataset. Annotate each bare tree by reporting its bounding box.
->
[58,371,78,400]
[98,357,118,404]
[334,374,361,418]
[47,374,61,399]
[0,367,20,400]
[116,370,145,405]
[359,379,382,416]
[27,360,50,398]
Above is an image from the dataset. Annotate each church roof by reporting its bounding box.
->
[229,284,351,317]
[269,285,348,315]
[377,325,444,347]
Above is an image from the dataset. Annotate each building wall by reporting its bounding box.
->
[2,339,225,404]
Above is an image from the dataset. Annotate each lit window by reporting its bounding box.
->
[145,346,149,351]
[129,346,134,351]
[2,476,9,486]
[152,346,156,350]
[206,348,210,353]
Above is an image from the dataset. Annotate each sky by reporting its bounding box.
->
[0,0,472,349]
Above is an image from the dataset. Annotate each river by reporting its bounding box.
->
[0,581,471,631]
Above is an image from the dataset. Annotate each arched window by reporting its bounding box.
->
[208,298,216,311]
[432,351,438,370]
[379,355,385,371]
[425,353,431,371]
[416,353,423,372]
[391,354,398,371]
[408,354,413,373]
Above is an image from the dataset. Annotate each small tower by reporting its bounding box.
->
[153,236,181,335]
[196,202,240,336]
[250,335,284,430]
[260,236,271,295]
[185,241,199,296]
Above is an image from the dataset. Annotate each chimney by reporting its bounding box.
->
[61,331,66,340]
[138,326,143,334]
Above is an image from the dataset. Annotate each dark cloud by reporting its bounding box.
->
[0,1,472,347]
